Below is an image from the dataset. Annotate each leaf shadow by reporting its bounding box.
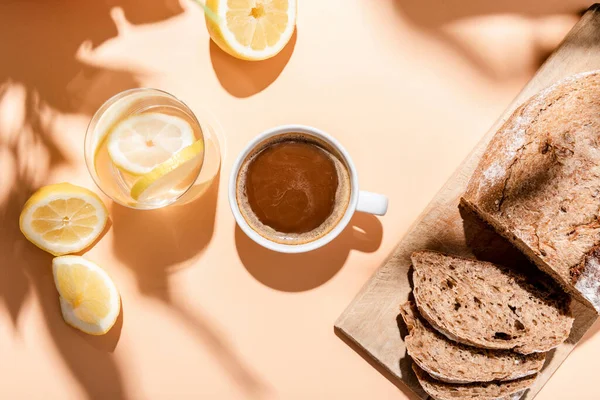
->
[0,1,185,398]
[392,0,588,79]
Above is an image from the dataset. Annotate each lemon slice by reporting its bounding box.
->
[19,183,108,256]
[52,256,121,335]
[130,139,205,202]
[206,0,297,61]
[107,113,195,175]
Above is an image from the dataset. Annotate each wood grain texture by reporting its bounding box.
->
[335,5,600,400]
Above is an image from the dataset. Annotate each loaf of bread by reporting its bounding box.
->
[462,71,600,312]
[399,302,545,383]
[411,250,573,354]
[412,364,535,400]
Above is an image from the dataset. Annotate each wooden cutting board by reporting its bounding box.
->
[335,5,600,400]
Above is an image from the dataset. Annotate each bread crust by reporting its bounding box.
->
[463,71,600,312]
[412,364,535,400]
[399,302,545,383]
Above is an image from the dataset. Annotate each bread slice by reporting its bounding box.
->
[413,364,535,400]
[411,250,573,354]
[399,302,545,383]
[462,71,600,312]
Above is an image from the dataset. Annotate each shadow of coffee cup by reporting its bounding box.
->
[229,124,388,253]
[235,212,384,291]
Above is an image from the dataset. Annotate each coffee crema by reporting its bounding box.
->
[236,133,351,245]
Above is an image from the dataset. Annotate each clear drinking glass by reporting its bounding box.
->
[84,88,220,209]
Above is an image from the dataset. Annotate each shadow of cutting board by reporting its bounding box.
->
[335,4,600,399]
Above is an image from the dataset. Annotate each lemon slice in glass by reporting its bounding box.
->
[52,256,121,335]
[206,0,297,61]
[130,139,205,202]
[107,113,195,175]
[19,183,108,256]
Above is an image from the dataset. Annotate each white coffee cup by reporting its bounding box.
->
[229,125,388,253]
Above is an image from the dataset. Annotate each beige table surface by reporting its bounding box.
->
[1,1,599,399]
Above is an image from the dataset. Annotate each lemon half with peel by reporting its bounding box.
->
[107,113,195,175]
[206,0,297,61]
[131,139,205,202]
[52,256,121,335]
[20,183,108,256]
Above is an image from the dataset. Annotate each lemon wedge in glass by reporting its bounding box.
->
[130,139,205,202]
[52,256,121,335]
[205,0,297,61]
[107,113,195,175]
[19,183,108,256]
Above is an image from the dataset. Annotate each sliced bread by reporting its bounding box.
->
[399,302,545,383]
[462,71,600,312]
[411,250,573,354]
[413,364,535,400]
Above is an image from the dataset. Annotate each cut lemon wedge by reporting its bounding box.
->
[130,139,205,202]
[107,113,195,175]
[52,256,121,335]
[206,0,297,61]
[19,183,108,256]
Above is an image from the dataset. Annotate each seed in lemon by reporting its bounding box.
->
[130,139,204,202]
[19,183,108,256]
[52,256,121,335]
[107,113,195,175]
[206,0,297,61]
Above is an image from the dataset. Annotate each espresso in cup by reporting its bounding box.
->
[236,133,351,245]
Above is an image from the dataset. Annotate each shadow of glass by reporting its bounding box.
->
[111,171,220,294]
[209,29,297,98]
[235,212,383,292]
[110,156,271,397]
[166,303,269,398]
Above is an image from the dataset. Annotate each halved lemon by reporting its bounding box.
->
[20,183,108,256]
[52,256,121,335]
[206,0,297,61]
[130,139,205,202]
[107,113,195,175]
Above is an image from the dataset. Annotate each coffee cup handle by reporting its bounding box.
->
[356,191,388,216]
